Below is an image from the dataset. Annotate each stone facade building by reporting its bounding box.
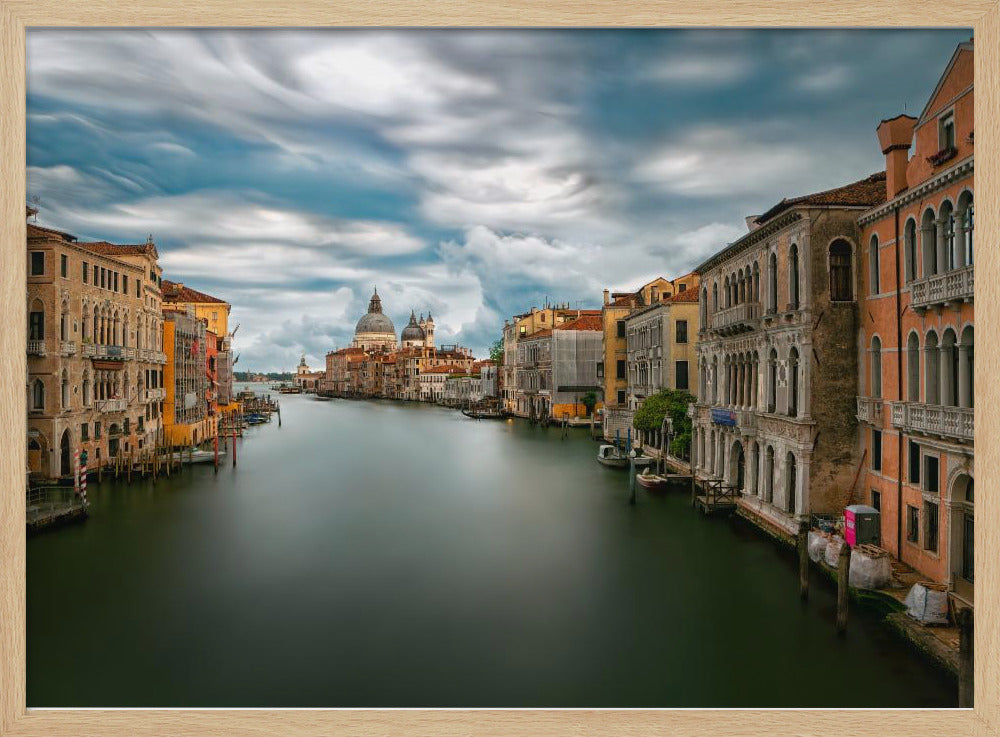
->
[162,306,212,448]
[857,40,975,603]
[624,288,700,409]
[26,212,166,480]
[692,172,887,540]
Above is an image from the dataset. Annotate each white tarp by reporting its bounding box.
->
[849,549,892,589]
[824,536,846,568]
[904,583,950,625]
[808,531,828,563]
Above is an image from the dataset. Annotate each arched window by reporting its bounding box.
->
[960,325,974,409]
[871,337,882,399]
[767,349,777,413]
[83,371,91,407]
[738,268,746,304]
[28,299,45,341]
[789,244,800,310]
[788,347,800,417]
[829,240,853,301]
[768,252,778,312]
[711,356,719,403]
[753,262,760,302]
[907,332,920,402]
[958,191,974,267]
[700,288,708,326]
[786,452,797,514]
[31,379,44,410]
[61,370,70,409]
[724,276,731,308]
[921,208,937,277]
[764,446,775,503]
[942,329,958,407]
[925,330,940,405]
[751,441,760,495]
[903,219,917,283]
[60,302,69,342]
[869,236,880,295]
[712,282,719,313]
[939,200,956,271]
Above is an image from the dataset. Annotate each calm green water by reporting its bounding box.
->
[27,389,956,707]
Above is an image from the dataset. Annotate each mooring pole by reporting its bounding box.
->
[232,426,237,468]
[798,521,810,601]
[958,607,974,707]
[628,453,636,506]
[214,432,219,473]
[836,540,852,634]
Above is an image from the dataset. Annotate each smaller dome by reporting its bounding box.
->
[401,310,425,342]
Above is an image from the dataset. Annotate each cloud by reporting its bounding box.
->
[794,65,851,93]
[644,55,753,86]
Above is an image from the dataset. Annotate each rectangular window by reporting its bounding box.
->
[114,272,119,292]
[29,311,44,340]
[95,421,102,440]
[675,360,689,390]
[907,505,919,543]
[909,440,921,484]
[939,113,956,150]
[93,265,99,284]
[679,283,687,292]
[871,429,882,472]
[617,320,626,338]
[616,360,626,380]
[100,268,106,289]
[136,281,141,298]
[924,501,939,552]
[83,261,89,283]
[675,320,688,344]
[617,390,626,404]
[596,362,604,379]
[924,455,940,494]
[123,418,130,435]
[30,251,44,275]
[81,423,89,441]
[60,254,68,278]
[123,275,128,294]
[871,489,881,512]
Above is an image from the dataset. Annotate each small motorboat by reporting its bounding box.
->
[245,413,268,425]
[597,444,629,468]
[636,468,670,492]
[170,448,218,465]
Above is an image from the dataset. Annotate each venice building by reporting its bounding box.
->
[857,39,975,605]
[691,172,886,540]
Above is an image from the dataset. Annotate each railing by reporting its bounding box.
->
[711,301,761,334]
[145,388,166,402]
[27,340,46,356]
[736,409,757,434]
[83,344,135,360]
[890,401,973,442]
[909,264,974,310]
[26,486,87,525]
[97,398,127,413]
[60,340,77,356]
[856,396,883,424]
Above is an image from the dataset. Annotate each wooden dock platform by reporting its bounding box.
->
[26,487,88,533]
[694,477,739,515]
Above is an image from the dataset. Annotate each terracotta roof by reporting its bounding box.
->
[82,241,159,259]
[423,365,465,374]
[556,314,603,331]
[162,280,228,305]
[755,172,887,225]
[610,295,637,307]
[522,328,552,340]
[26,222,78,242]
[666,289,700,303]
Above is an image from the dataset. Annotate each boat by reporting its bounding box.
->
[597,444,629,468]
[636,467,670,492]
[313,394,333,401]
[245,413,268,425]
[461,408,508,420]
[170,448,218,464]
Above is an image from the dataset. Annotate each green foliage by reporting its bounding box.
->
[580,391,598,417]
[489,339,504,366]
[632,389,696,456]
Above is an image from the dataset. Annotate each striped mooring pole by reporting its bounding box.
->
[76,449,88,505]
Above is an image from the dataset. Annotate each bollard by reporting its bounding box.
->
[836,540,852,634]
[798,521,810,601]
[958,607,974,707]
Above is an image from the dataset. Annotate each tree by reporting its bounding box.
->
[580,391,598,417]
[489,339,504,366]
[632,389,696,458]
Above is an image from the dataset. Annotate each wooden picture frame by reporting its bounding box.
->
[1,2,997,735]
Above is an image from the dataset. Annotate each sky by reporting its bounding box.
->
[26,28,971,372]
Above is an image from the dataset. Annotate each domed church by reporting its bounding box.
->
[401,310,435,349]
[353,288,398,352]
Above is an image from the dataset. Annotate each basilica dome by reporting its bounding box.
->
[400,311,425,343]
[352,289,397,351]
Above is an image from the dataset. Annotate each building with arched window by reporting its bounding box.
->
[26,207,166,481]
[691,171,885,540]
[857,39,975,605]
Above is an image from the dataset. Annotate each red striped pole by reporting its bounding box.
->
[79,449,88,505]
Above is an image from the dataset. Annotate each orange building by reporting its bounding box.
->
[857,40,975,604]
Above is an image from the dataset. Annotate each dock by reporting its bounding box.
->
[27,486,88,533]
[694,477,739,515]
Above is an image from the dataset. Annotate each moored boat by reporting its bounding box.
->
[597,444,629,468]
[636,468,670,492]
[170,448,218,465]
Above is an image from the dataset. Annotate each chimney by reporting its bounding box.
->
[603,289,610,306]
[876,114,917,198]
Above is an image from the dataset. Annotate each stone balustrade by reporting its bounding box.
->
[909,264,974,310]
[890,401,973,442]
[856,396,883,424]
[710,301,761,335]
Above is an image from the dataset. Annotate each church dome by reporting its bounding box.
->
[401,310,425,342]
[355,289,396,336]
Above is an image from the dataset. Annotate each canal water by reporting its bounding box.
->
[27,389,957,707]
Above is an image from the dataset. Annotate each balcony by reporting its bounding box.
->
[856,396,883,424]
[711,302,761,335]
[145,388,166,402]
[60,341,77,356]
[890,401,973,443]
[909,264,974,311]
[27,340,46,356]
[97,398,127,413]
[84,344,137,361]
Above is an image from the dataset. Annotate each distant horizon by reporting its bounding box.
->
[27,28,970,370]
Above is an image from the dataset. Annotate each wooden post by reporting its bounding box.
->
[214,432,219,473]
[797,521,810,601]
[958,607,974,708]
[278,403,281,427]
[628,454,636,506]
[836,540,852,634]
[232,427,237,468]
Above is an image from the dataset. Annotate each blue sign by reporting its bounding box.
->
[711,408,737,426]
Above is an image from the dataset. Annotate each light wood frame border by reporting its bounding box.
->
[1,3,998,735]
